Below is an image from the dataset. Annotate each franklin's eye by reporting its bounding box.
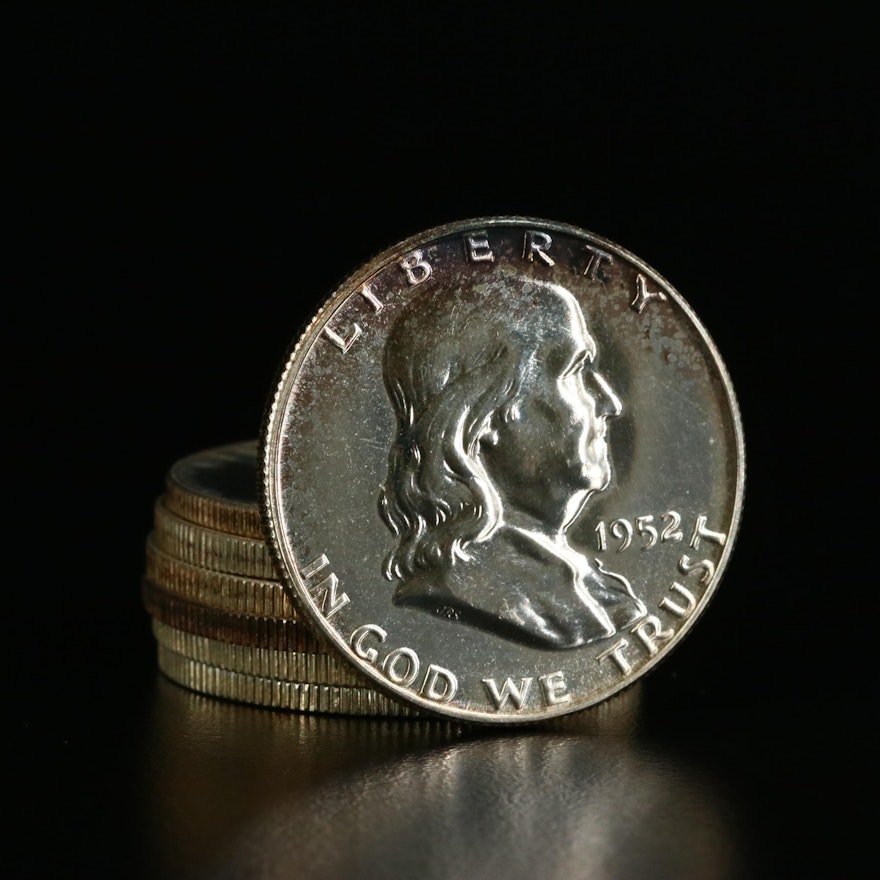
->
[562,352,591,378]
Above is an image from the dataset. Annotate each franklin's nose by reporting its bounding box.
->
[591,371,623,418]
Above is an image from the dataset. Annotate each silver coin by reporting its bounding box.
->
[261,216,745,724]
[164,439,264,539]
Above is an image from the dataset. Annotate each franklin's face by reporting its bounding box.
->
[480,288,621,531]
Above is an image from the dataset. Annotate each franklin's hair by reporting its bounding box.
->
[378,275,573,580]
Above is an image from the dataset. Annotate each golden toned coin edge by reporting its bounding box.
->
[152,495,278,579]
[145,536,297,618]
[164,482,265,540]
[142,579,330,653]
[156,644,420,717]
[164,458,265,540]
[152,619,369,686]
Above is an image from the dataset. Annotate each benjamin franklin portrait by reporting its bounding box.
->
[378,274,646,649]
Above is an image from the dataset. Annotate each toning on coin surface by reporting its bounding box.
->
[261,216,745,723]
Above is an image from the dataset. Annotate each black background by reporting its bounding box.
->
[10,4,873,878]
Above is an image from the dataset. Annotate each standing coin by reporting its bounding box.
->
[261,216,745,724]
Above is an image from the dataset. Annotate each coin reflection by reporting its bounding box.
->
[141,678,743,879]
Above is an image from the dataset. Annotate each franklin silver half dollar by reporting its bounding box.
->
[260,216,745,724]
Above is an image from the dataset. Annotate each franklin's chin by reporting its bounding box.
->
[579,449,612,493]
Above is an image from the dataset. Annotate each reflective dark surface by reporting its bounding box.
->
[11,619,867,879]
[10,5,871,879]
[140,682,742,880]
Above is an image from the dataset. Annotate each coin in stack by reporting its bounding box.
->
[145,442,413,714]
[261,216,746,725]
[144,537,296,619]
[163,439,266,540]
[142,577,325,653]
[152,620,370,687]
[156,644,420,717]
[150,495,278,580]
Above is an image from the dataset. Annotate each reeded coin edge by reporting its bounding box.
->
[164,439,265,539]
[152,619,372,686]
[156,644,422,718]
[164,477,265,540]
[145,536,296,618]
[142,578,330,653]
[152,496,279,580]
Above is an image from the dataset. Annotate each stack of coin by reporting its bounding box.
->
[142,440,420,717]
